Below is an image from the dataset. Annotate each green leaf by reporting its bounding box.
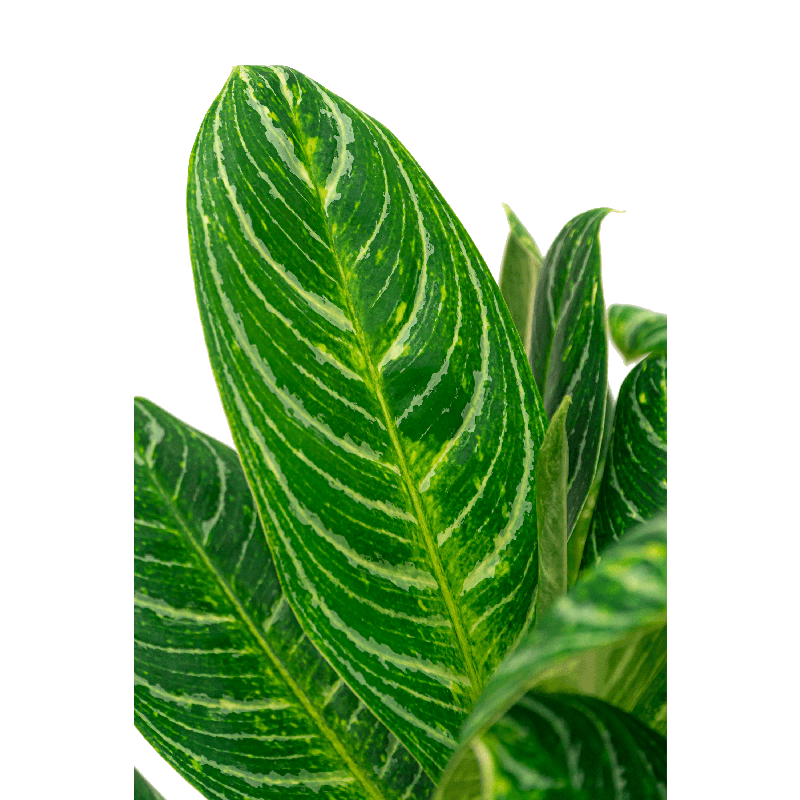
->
[437,514,666,787]
[134,398,433,800]
[529,209,614,535]
[534,396,571,623]
[134,769,168,800]
[582,355,667,568]
[567,385,615,586]
[441,692,666,799]
[498,204,543,356]
[187,65,547,778]
[608,304,667,364]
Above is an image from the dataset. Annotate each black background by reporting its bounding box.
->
[136,58,674,800]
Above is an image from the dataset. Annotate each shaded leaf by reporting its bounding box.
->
[498,204,543,356]
[134,398,432,800]
[608,304,667,364]
[534,396,571,622]
[134,769,168,800]
[187,65,547,777]
[529,209,614,534]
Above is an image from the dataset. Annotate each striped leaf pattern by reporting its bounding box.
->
[134,398,433,800]
[187,65,547,777]
[477,693,666,799]
[582,355,667,568]
[529,209,613,535]
[608,304,667,364]
[436,514,666,787]
[135,769,168,800]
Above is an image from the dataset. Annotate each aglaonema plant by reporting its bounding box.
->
[134,65,667,800]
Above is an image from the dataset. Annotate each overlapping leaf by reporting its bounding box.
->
[134,398,432,800]
[135,769,168,800]
[529,209,613,534]
[582,355,667,567]
[187,65,547,777]
[435,514,666,795]
[608,304,667,364]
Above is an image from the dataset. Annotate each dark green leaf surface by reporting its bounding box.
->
[529,209,613,535]
[134,398,432,800]
[476,693,666,799]
[440,514,666,771]
[582,356,667,568]
[498,204,543,356]
[187,65,547,777]
[608,304,667,364]
[534,396,571,623]
[135,769,168,800]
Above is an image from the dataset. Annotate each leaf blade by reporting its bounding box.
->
[529,209,613,534]
[187,65,547,777]
[608,304,667,364]
[134,769,168,800]
[134,398,432,800]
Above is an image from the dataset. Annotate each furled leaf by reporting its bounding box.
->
[582,355,666,568]
[534,396,571,622]
[187,65,547,777]
[567,385,615,586]
[440,692,666,799]
[608,304,667,364]
[436,514,666,789]
[498,204,543,356]
[134,398,432,800]
[134,769,167,800]
[529,209,613,535]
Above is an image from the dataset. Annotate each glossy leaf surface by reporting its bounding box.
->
[529,209,613,535]
[134,398,432,800]
[135,769,167,800]
[442,514,666,770]
[608,304,667,364]
[498,204,543,356]
[187,65,547,776]
[534,396,570,623]
[582,356,667,567]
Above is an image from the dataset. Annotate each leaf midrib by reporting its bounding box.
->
[135,436,391,800]
[288,89,481,700]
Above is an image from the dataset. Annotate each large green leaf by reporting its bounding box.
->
[582,355,666,568]
[498,204,543,356]
[607,304,667,364]
[436,514,666,794]
[529,209,613,535]
[134,398,433,800]
[187,65,547,777]
[135,769,168,800]
[454,692,666,799]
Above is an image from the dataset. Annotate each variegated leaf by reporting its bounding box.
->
[436,514,666,794]
[608,304,667,364]
[134,398,432,800]
[529,209,613,535]
[135,769,168,800]
[582,355,666,568]
[187,65,548,779]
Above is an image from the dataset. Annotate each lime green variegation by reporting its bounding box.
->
[608,304,667,364]
[582,355,666,567]
[134,769,167,800]
[187,66,547,778]
[498,205,543,356]
[134,398,432,800]
[435,515,666,794]
[529,209,613,536]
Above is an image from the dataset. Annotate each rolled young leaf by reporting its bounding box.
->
[187,65,547,778]
[534,396,571,622]
[498,204,543,356]
[529,209,614,535]
[134,398,432,800]
[608,304,667,364]
[443,692,666,799]
[582,355,666,568]
[436,513,666,793]
[134,769,167,800]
